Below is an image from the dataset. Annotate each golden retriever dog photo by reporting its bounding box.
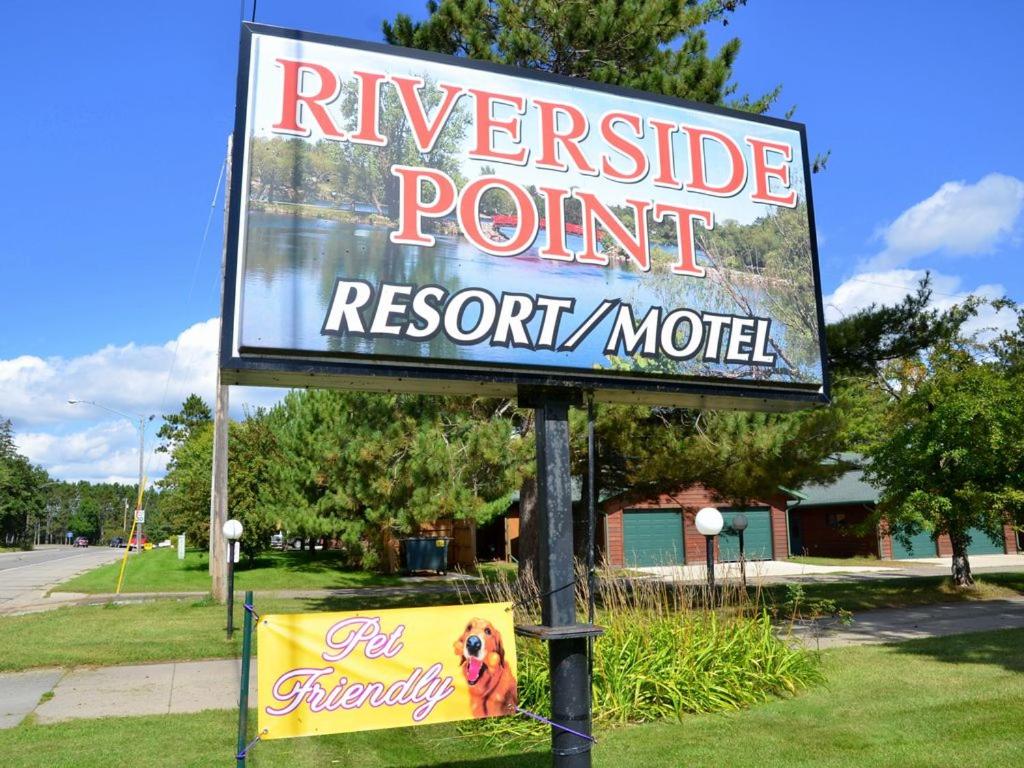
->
[453,618,518,718]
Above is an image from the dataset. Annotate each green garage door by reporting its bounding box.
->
[623,510,684,567]
[965,527,1004,555]
[892,531,936,559]
[719,508,772,561]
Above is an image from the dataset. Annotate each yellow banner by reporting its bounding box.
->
[257,602,518,740]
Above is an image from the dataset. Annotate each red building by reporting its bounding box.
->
[601,485,790,567]
[790,455,1020,559]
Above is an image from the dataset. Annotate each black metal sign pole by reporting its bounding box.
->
[525,389,595,768]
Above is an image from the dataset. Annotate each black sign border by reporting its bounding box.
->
[221,22,831,411]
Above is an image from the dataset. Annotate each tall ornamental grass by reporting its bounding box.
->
[460,564,822,739]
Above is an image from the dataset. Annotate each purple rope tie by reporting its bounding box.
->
[515,706,597,743]
[236,730,264,760]
[243,603,261,622]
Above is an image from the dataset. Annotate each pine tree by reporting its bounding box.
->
[263,390,522,570]
[156,394,213,454]
[382,0,779,577]
[383,0,778,113]
[0,416,48,547]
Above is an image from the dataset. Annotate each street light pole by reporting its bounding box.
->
[137,415,145,552]
[68,400,153,551]
[731,514,749,590]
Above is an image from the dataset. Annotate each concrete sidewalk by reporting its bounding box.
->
[0,658,256,729]
[636,556,1024,585]
[637,559,904,583]
[4,596,1024,729]
[789,596,1024,649]
[4,573,480,616]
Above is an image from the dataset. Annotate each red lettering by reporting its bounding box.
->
[683,126,746,197]
[458,177,538,256]
[537,186,573,262]
[575,192,652,270]
[388,166,457,247]
[649,119,682,189]
[349,70,387,146]
[599,112,647,183]
[746,137,798,207]
[652,203,714,277]
[468,90,528,165]
[535,99,597,175]
[390,76,464,153]
[272,59,344,138]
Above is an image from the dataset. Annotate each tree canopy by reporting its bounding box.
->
[0,418,49,547]
[868,344,1024,585]
[156,394,212,454]
[383,0,778,112]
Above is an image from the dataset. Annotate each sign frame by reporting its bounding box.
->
[220,22,831,411]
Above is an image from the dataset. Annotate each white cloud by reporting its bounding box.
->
[1,319,289,482]
[0,319,221,427]
[16,422,170,485]
[867,173,1024,269]
[824,269,1015,339]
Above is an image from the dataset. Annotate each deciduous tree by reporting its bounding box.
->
[867,345,1024,586]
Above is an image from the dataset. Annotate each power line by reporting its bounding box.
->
[144,159,226,480]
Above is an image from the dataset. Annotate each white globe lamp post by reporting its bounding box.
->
[223,519,243,638]
[695,507,724,590]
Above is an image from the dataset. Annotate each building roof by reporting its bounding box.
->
[788,453,880,508]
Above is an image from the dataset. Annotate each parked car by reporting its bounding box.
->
[109,537,126,548]
[74,536,89,547]
[128,534,149,551]
[270,533,284,550]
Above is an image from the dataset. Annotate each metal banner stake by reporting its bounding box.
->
[236,590,255,767]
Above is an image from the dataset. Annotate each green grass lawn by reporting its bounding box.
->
[0,592,453,672]
[474,561,519,582]
[56,548,403,594]
[759,571,1024,613]
[4,570,1021,673]
[2,628,1021,767]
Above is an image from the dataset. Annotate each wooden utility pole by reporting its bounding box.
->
[210,133,233,603]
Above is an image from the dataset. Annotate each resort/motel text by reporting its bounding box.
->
[322,280,778,366]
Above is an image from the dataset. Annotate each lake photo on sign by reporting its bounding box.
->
[257,603,518,739]
[225,26,827,405]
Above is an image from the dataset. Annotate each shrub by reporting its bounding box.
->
[461,565,822,741]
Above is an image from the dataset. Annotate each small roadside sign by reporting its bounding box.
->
[66,531,73,540]
[134,509,146,524]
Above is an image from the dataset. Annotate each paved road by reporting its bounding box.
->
[0,545,122,614]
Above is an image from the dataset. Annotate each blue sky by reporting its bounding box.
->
[2,0,1022,482]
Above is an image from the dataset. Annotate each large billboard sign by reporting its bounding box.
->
[222,23,829,409]
[257,603,518,739]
